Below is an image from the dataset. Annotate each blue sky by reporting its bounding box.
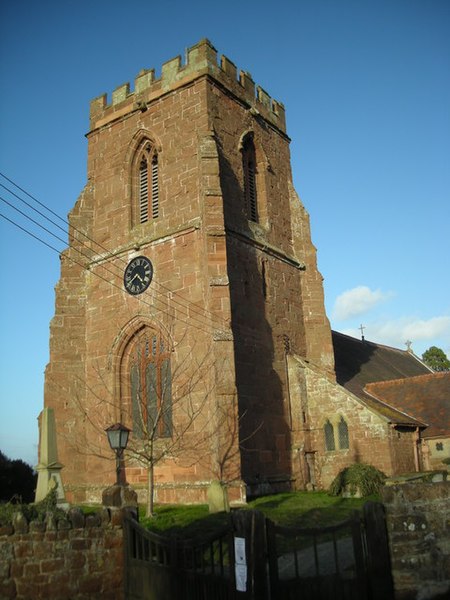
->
[1,0,449,466]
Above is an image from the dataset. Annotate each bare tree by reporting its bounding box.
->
[56,330,236,517]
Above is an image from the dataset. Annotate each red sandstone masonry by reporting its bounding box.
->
[44,38,335,503]
[0,509,125,600]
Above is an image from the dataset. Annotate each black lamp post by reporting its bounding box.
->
[105,423,130,486]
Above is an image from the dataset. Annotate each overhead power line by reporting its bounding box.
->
[0,205,215,337]
[0,172,232,334]
[0,173,277,348]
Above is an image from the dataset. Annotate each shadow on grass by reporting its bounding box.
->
[140,504,228,540]
[138,492,380,537]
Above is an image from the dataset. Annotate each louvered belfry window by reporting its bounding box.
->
[151,155,159,218]
[242,136,258,222]
[138,145,159,224]
[129,328,172,439]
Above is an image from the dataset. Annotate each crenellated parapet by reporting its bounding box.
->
[89,38,286,133]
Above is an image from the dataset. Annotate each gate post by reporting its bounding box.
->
[363,502,394,600]
[231,510,269,600]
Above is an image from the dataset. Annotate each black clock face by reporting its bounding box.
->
[124,256,153,295]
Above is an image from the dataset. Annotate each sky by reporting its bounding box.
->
[1,0,449,467]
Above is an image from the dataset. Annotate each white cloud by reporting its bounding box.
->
[332,286,391,321]
[370,316,450,344]
[341,316,450,356]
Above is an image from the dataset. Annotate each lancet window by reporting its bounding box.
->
[324,416,350,451]
[138,144,159,224]
[324,420,335,451]
[338,416,349,450]
[242,135,258,222]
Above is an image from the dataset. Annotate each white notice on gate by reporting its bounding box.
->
[234,537,247,592]
[234,537,246,564]
[235,564,247,592]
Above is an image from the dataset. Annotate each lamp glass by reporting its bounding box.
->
[106,423,130,451]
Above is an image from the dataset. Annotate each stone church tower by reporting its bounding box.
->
[43,39,334,504]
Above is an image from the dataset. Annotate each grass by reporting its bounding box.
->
[139,491,379,539]
[249,490,377,528]
[0,490,378,536]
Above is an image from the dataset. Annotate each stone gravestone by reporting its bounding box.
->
[207,480,230,513]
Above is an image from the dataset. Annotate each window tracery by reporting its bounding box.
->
[125,327,172,438]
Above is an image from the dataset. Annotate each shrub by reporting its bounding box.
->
[329,463,386,497]
[0,488,66,526]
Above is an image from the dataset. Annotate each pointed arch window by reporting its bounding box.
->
[338,416,349,450]
[324,420,335,451]
[242,135,258,222]
[128,328,172,438]
[138,144,159,224]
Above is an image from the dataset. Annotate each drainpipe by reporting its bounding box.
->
[413,427,421,472]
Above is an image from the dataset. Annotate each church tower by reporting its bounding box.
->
[43,39,334,504]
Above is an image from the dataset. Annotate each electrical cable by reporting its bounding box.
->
[0,206,214,337]
[0,172,233,333]
[0,172,284,348]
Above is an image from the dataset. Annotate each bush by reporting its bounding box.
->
[329,463,386,497]
[0,488,66,526]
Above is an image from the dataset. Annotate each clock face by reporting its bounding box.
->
[124,256,153,295]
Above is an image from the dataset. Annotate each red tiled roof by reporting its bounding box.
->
[365,372,450,438]
[332,331,435,428]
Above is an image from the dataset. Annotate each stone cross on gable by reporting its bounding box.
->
[359,324,365,341]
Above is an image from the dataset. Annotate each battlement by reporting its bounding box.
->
[89,39,286,133]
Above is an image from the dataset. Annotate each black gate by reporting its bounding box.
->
[124,515,235,600]
[123,502,393,600]
[267,514,368,599]
[266,502,393,600]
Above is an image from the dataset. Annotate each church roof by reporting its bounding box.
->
[365,373,450,438]
[332,330,432,427]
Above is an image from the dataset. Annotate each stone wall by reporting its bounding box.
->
[0,508,125,600]
[382,480,450,600]
[287,355,419,490]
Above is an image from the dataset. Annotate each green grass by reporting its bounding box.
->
[139,504,227,538]
[139,491,379,539]
[249,490,377,528]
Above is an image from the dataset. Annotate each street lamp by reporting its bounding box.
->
[105,423,130,486]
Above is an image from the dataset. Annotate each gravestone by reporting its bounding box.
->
[207,480,230,513]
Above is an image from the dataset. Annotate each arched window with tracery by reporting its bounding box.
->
[137,143,159,224]
[242,134,258,222]
[126,327,172,438]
